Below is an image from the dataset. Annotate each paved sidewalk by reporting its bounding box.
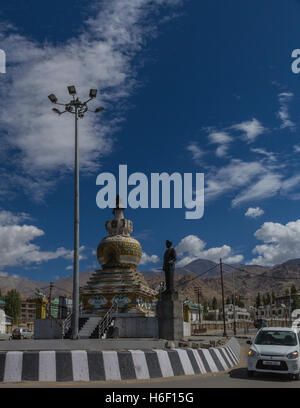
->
[0,338,169,352]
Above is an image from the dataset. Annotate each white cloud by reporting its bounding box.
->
[250,148,276,162]
[205,159,265,202]
[0,210,72,269]
[277,92,295,130]
[0,0,184,200]
[186,142,205,163]
[208,131,233,145]
[232,173,282,207]
[231,118,266,143]
[245,207,265,218]
[175,235,243,267]
[250,219,300,266]
[140,252,160,265]
[207,131,233,158]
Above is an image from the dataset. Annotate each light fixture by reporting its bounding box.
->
[52,108,62,115]
[48,94,57,104]
[89,89,97,99]
[68,85,77,96]
[95,106,104,113]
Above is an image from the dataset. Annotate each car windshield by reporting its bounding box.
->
[254,330,297,346]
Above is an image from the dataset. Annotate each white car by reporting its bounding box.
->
[247,327,300,380]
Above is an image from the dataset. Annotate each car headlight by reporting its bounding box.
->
[287,351,299,359]
[248,349,258,357]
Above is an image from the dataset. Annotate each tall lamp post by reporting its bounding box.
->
[48,86,104,339]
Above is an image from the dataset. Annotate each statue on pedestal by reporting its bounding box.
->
[163,240,177,294]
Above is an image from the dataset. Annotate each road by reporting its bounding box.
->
[1,339,300,388]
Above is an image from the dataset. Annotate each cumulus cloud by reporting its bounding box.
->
[0,0,184,200]
[0,210,72,269]
[140,252,160,265]
[277,92,295,130]
[231,118,266,143]
[250,219,300,266]
[245,207,265,218]
[175,235,243,267]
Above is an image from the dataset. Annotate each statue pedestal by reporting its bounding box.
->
[156,292,183,340]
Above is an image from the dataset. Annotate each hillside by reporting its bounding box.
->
[1,258,300,305]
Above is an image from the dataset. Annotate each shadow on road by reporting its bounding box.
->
[229,367,294,383]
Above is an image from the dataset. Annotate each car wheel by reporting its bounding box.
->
[247,370,254,377]
[294,373,300,381]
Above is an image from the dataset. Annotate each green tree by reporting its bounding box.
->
[271,291,276,305]
[266,293,271,306]
[256,292,261,308]
[212,297,218,310]
[4,289,21,325]
[226,296,231,305]
[291,284,300,310]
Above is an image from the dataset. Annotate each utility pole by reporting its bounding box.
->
[48,281,54,318]
[232,270,237,335]
[194,287,202,324]
[220,258,227,337]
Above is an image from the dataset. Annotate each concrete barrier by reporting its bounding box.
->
[0,338,240,383]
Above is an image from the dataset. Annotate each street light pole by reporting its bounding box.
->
[73,106,80,339]
[48,87,104,339]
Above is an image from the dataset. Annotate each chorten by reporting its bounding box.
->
[81,196,157,316]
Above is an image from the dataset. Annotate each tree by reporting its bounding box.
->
[271,291,276,305]
[4,289,21,325]
[266,293,271,306]
[291,284,300,310]
[212,297,218,310]
[256,292,261,308]
[226,296,231,305]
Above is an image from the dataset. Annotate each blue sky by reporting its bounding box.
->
[1,0,300,282]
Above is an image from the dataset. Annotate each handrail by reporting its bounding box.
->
[98,301,118,339]
[62,312,72,338]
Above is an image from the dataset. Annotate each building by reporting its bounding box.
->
[183,298,204,322]
[21,299,36,323]
[225,304,250,321]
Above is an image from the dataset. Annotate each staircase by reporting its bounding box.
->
[78,317,102,339]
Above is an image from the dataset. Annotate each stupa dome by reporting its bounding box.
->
[97,195,142,268]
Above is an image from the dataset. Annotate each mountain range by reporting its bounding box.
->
[1,258,299,305]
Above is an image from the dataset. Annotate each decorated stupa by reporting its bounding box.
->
[81,196,157,316]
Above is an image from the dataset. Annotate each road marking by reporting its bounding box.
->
[202,349,218,372]
[3,352,23,382]
[191,349,207,374]
[155,350,174,377]
[213,349,229,370]
[71,350,89,382]
[39,351,56,382]
[102,351,121,381]
[175,349,195,375]
[129,350,150,380]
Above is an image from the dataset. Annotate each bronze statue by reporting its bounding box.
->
[163,240,177,294]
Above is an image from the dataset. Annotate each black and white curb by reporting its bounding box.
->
[0,338,239,383]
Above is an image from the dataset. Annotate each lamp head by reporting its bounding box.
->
[95,106,104,113]
[89,89,97,99]
[67,85,77,96]
[48,94,57,104]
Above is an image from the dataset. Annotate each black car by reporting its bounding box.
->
[254,319,267,329]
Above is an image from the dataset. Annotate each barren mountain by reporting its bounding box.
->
[1,259,300,305]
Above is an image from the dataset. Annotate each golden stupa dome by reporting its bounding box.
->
[97,196,142,268]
